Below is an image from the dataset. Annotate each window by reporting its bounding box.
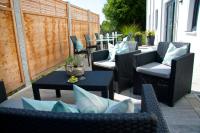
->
[191,0,199,31]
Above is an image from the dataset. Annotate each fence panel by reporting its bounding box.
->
[89,12,100,42]
[71,5,89,47]
[21,0,69,79]
[0,0,24,93]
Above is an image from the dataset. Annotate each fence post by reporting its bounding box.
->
[12,0,31,86]
[87,10,91,37]
[67,2,73,55]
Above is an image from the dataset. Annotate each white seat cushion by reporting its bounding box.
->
[93,60,115,69]
[136,62,171,79]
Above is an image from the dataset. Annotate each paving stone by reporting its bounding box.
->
[169,124,200,133]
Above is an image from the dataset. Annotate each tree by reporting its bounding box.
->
[103,0,146,30]
[100,20,115,34]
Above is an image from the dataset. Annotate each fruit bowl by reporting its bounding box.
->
[65,65,85,77]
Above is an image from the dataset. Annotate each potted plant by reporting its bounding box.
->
[146,31,155,46]
[134,32,142,46]
[65,55,84,77]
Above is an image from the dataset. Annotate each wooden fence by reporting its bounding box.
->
[21,0,70,79]
[0,0,24,93]
[0,0,100,93]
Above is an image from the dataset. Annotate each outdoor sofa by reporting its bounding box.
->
[0,80,169,133]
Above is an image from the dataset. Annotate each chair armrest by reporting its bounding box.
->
[141,84,169,133]
[170,53,194,102]
[91,50,109,62]
[115,50,141,77]
[0,81,7,103]
[114,50,141,90]
[133,51,157,68]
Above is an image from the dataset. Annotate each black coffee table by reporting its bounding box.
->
[32,71,114,100]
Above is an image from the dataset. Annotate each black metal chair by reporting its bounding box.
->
[91,42,140,92]
[133,42,194,106]
[84,34,99,51]
[70,36,90,66]
[95,33,100,40]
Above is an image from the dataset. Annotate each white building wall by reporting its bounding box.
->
[146,0,200,90]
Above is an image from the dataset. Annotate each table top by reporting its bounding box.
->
[32,71,113,89]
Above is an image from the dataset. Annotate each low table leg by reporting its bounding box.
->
[101,89,108,98]
[56,90,61,98]
[108,83,114,100]
[32,86,41,100]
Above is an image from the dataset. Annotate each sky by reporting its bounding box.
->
[64,0,107,24]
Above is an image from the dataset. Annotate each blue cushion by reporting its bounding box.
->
[108,43,118,61]
[108,41,136,61]
[117,41,136,54]
[105,99,135,113]
[22,97,57,111]
[162,43,188,66]
[108,41,126,61]
[76,40,84,52]
[73,85,117,113]
[123,37,128,41]
[116,43,129,54]
[52,101,79,113]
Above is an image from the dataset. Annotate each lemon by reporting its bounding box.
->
[68,76,78,83]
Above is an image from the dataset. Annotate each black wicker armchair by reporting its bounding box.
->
[91,42,140,92]
[133,42,194,106]
[0,81,169,133]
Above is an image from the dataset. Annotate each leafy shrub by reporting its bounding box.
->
[120,24,141,38]
[135,31,142,36]
[141,32,146,45]
[146,31,155,36]
[100,20,115,34]
[65,55,82,67]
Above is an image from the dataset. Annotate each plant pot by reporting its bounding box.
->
[65,65,85,77]
[147,36,155,46]
[134,35,142,46]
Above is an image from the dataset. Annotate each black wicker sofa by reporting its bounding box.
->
[0,81,169,133]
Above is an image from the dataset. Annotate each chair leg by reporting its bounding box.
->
[87,53,90,66]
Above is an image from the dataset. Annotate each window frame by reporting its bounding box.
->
[191,0,200,31]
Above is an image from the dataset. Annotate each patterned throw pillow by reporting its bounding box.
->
[52,101,79,113]
[105,99,135,113]
[73,85,137,113]
[73,85,117,113]
[22,97,57,111]
[22,97,78,113]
